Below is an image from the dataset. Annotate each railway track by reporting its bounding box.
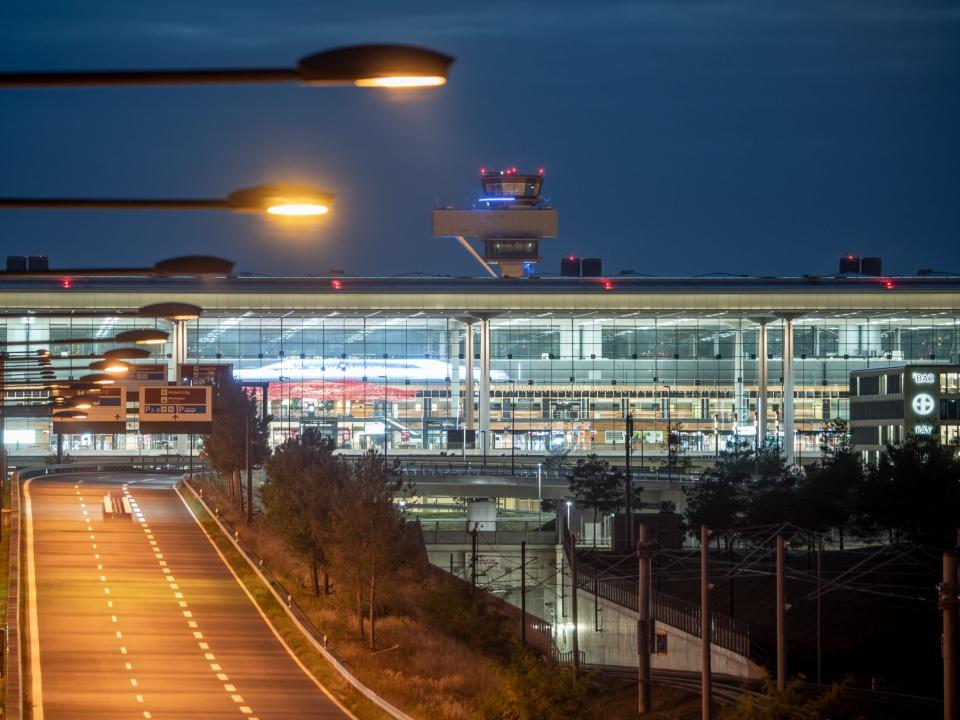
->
[585,665,943,715]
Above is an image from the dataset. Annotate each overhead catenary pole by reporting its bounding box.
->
[570,530,581,675]
[625,413,634,550]
[942,552,957,720]
[817,535,823,685]
[776,534,788,690]
[520,541,527,646]
[471,525,479,590]
[701,525,712,720]
[245,414,253,523]
[638,523,653,714]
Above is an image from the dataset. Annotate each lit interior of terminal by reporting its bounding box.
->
[2,273,959,462]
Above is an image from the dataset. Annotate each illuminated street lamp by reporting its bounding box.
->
[89,359,130,375]
[0,183,333,217]
[0,44,454,89]
[53,410,87,420]
[138,303,203,322]
[78,373,116,385]
[115,329,169,345]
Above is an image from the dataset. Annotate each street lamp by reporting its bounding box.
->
[0,183,333,217]
[115,329,169,345]
[0,44,454,89]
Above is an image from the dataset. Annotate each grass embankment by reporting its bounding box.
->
[0,474,12,707]
[183,480,499,718]
[187,478,699,719]
[180,488,391,720]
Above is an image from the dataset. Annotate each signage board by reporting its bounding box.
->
[139,385,212,434]
[122,363,169,388]
[52,386,126,434]
[178,363,233,386]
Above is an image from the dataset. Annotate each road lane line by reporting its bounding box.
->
[175,486,359,720]
[23,477,45,720]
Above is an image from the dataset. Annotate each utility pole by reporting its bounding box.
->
[701,525,712,720]
[520,540,527,646]
[638,523,653,714]
[570,530,581,675]
[776,534,787,690]
[471,525,479,590]
[942,552,957,720]
[245,414,253,523]
[817,535,823,685]
[625,413,634,550]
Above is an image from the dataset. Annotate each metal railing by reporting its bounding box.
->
[394,459,698,483]
[419,519,558,546]
[576,564,752,659]
[5,467,24,720]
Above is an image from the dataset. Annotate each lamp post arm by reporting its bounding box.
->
[0,198,229,211]
[0,67,298,88]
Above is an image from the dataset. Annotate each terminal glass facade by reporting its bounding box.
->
[4,307,957,459]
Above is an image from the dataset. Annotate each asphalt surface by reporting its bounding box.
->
[25,471,351,719]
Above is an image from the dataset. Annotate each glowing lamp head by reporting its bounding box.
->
[266,203,330,217]
[85,374,115,385]
[354,75,445,88]
[228,184,333,217]
[297,44,453,89]
[115,329,169,345]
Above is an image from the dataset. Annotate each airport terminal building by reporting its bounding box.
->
[2,269,960,462]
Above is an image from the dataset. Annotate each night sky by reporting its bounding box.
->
[1,1,958,278]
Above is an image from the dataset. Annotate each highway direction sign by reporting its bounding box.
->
[139,385,212,433]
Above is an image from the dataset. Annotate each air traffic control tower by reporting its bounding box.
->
[432,168,559,277]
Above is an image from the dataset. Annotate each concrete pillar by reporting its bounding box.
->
[733,323,745,424]
[463,321,475,431]
[169,319,187,382]
[756,319,768,449]
[843,323,861,358]
[448,326,461,426]
[782,318,795,464]
[581,322,602,360]
[479,318,491,456]
[560,326,576,360]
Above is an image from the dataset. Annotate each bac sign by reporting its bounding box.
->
[139,385,212,434]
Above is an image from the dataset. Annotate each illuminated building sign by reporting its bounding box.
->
[912,393,935,416]
[914,424,934,435]
[911,371,936,385]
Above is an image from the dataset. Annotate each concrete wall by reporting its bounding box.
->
[554,591,765,678]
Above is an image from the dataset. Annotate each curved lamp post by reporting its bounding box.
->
[0,44,454,89]
[0,183,333,217]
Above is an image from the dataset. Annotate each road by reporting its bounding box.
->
[24,471,352,719]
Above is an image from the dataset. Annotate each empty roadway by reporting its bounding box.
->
[24,471,352,719]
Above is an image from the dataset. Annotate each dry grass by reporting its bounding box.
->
[191,478,504,719]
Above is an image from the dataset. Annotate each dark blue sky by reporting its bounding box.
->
[1,1,958,277]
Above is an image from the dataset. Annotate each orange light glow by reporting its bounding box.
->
[354,76,446,88]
